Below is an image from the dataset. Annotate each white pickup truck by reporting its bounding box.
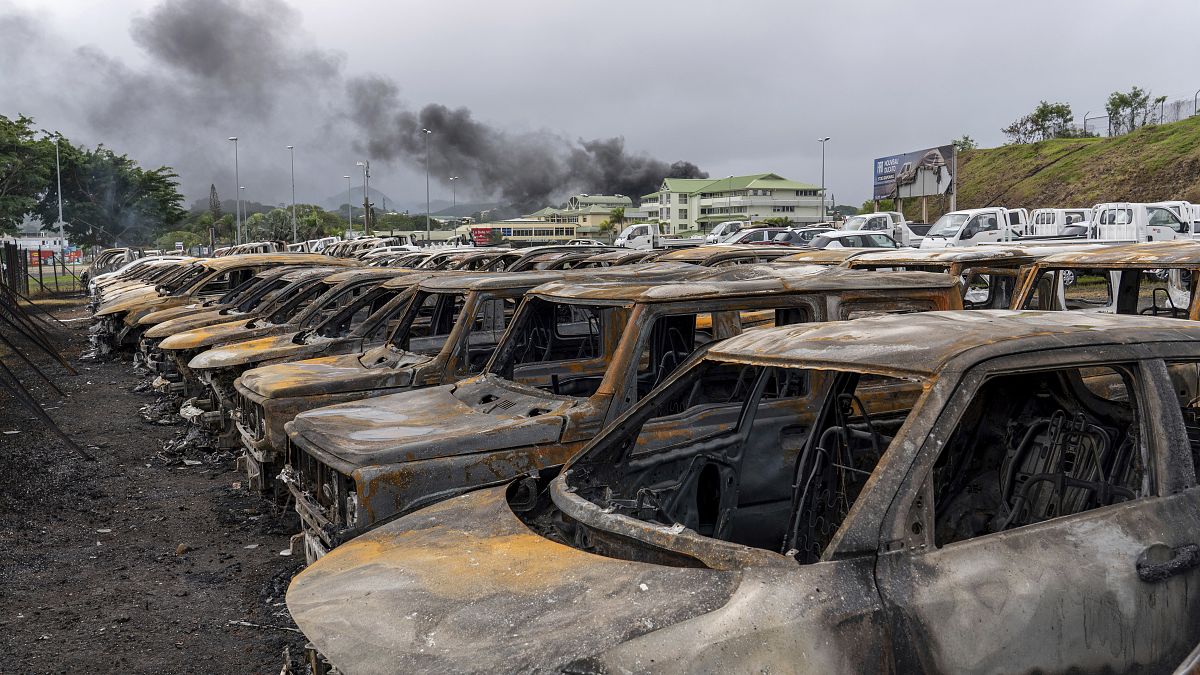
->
[704,220,749,244]
[920,207,1030,249]
[614,223,703,250]
[1027,208,1093,236]
[841,211,929,246]
[1083,202,1193,242]
[1151,201,1200,235]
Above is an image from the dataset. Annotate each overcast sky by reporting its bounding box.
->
[5,0,1200,211]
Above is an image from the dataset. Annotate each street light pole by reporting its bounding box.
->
[53,136,64,236]
[818,137,830,223]
[344,175,353,238]
[422,128,432,241]
[449,176,459,209]
[356,161,371,235]
[239,186,246,239]
[287,145,297,243]
[228,137,241,244]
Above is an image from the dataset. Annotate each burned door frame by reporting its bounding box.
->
[872,346,1200,672]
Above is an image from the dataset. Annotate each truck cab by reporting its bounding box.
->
[920,207,1026,249]
[615,223,702,250]
[842,211,929,246]
[1028,208,1093,236]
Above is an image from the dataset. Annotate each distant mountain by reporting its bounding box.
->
[321,186,399,212]
[433,202,504,218]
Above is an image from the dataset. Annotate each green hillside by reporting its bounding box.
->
[958,115,1200,209]
[889,116,1200,222]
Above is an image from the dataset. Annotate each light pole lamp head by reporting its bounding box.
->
[228,136,238,142]
[421,128,432,134]
[355,161,365,167]
[343,175,350,179]
[819,136,830,143]
[287,145,294,150]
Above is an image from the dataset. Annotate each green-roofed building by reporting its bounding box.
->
[641,173,828,234]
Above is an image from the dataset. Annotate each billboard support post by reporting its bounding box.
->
[950,146,958,211]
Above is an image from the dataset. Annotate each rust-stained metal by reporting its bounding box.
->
[652,244,796,266]
[290,310,1200,673]
[1012,240,1200,320]
[282,264,962,561]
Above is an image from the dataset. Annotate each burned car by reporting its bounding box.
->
[1014,240,1200,318]
[282,265,962,560]
[233,270,569,491]
[843,245,1096,309]
[234,265,697,494]
[653,244,796,267]
[91,253,349,352]
[289,310,1200,673]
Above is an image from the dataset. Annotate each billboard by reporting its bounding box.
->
[873,144,955,200]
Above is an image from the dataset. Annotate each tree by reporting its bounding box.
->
[763,216,793,227]
[952,135,977,152]
[1106,86,1155,135]
[154,229,204,251]
[0,114,55,235]
[608,206,626,227]
[33,143,186,247]
[1002,101,1074,144]
[208,184,222,221]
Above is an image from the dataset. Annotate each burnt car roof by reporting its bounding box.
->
[419,270,570,292]
[654,245,793,264]
[278,266,348,282]
[581,250,654,263]
[1033,240,1200,267]
[775,248,878,264]
[845,246,1038,267]
[200,252,352,271]
[709,310,1200,377]
[318,268,414,285]
[531,264,957,304]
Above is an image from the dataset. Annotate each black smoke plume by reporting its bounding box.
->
[1,0,705,208]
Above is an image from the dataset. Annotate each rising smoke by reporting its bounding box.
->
[1,0,705,209]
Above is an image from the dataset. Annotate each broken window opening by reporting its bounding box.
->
[570,361,919,560]
[931,364,1149,548]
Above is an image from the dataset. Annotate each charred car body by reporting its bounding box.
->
[290,310,1200,673]
[282,265,962,560]
[91,253,349,354]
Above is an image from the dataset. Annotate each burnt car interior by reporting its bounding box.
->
[389,291,518,373]
[494,299,615,397]
[930,364,1146,547]
[308,284,400,340]
[560,361,920,560]
[1023,267,1192,317]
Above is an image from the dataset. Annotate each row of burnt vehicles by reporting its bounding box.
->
[88,241,1200,673]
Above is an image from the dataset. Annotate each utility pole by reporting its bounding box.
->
[449,176,459,209]
[356,161,371,235]
[818,137,830,223]
[344,175,353,238]
[228,137,241,244]
[287,145,297,243]
[422,128,432,241]
[53,136,64,241]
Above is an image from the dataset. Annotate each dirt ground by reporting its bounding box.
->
[0,297,306,674]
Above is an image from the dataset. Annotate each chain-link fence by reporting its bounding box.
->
[1071,96,1199,138]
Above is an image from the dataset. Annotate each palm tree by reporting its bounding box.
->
[609,207,626,227]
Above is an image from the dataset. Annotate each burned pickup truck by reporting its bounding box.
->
[289,310,1200,673]
[282,265,962,560]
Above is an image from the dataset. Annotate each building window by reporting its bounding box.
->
[678,209,688,219]
[772,206,796,213]
[678,194,688,204]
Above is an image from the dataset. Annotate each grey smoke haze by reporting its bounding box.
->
[7,0,1200,209]
[0,0,705,210]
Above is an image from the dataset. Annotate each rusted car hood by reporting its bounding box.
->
[239,350,431,399]
[187,332,317,370]
[143,308,248,339]
[287,486,738,674]
[95,293,180,318]
[288,379,571,465]
[158,318,288,352]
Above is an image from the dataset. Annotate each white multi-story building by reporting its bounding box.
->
[640,173,829,234]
